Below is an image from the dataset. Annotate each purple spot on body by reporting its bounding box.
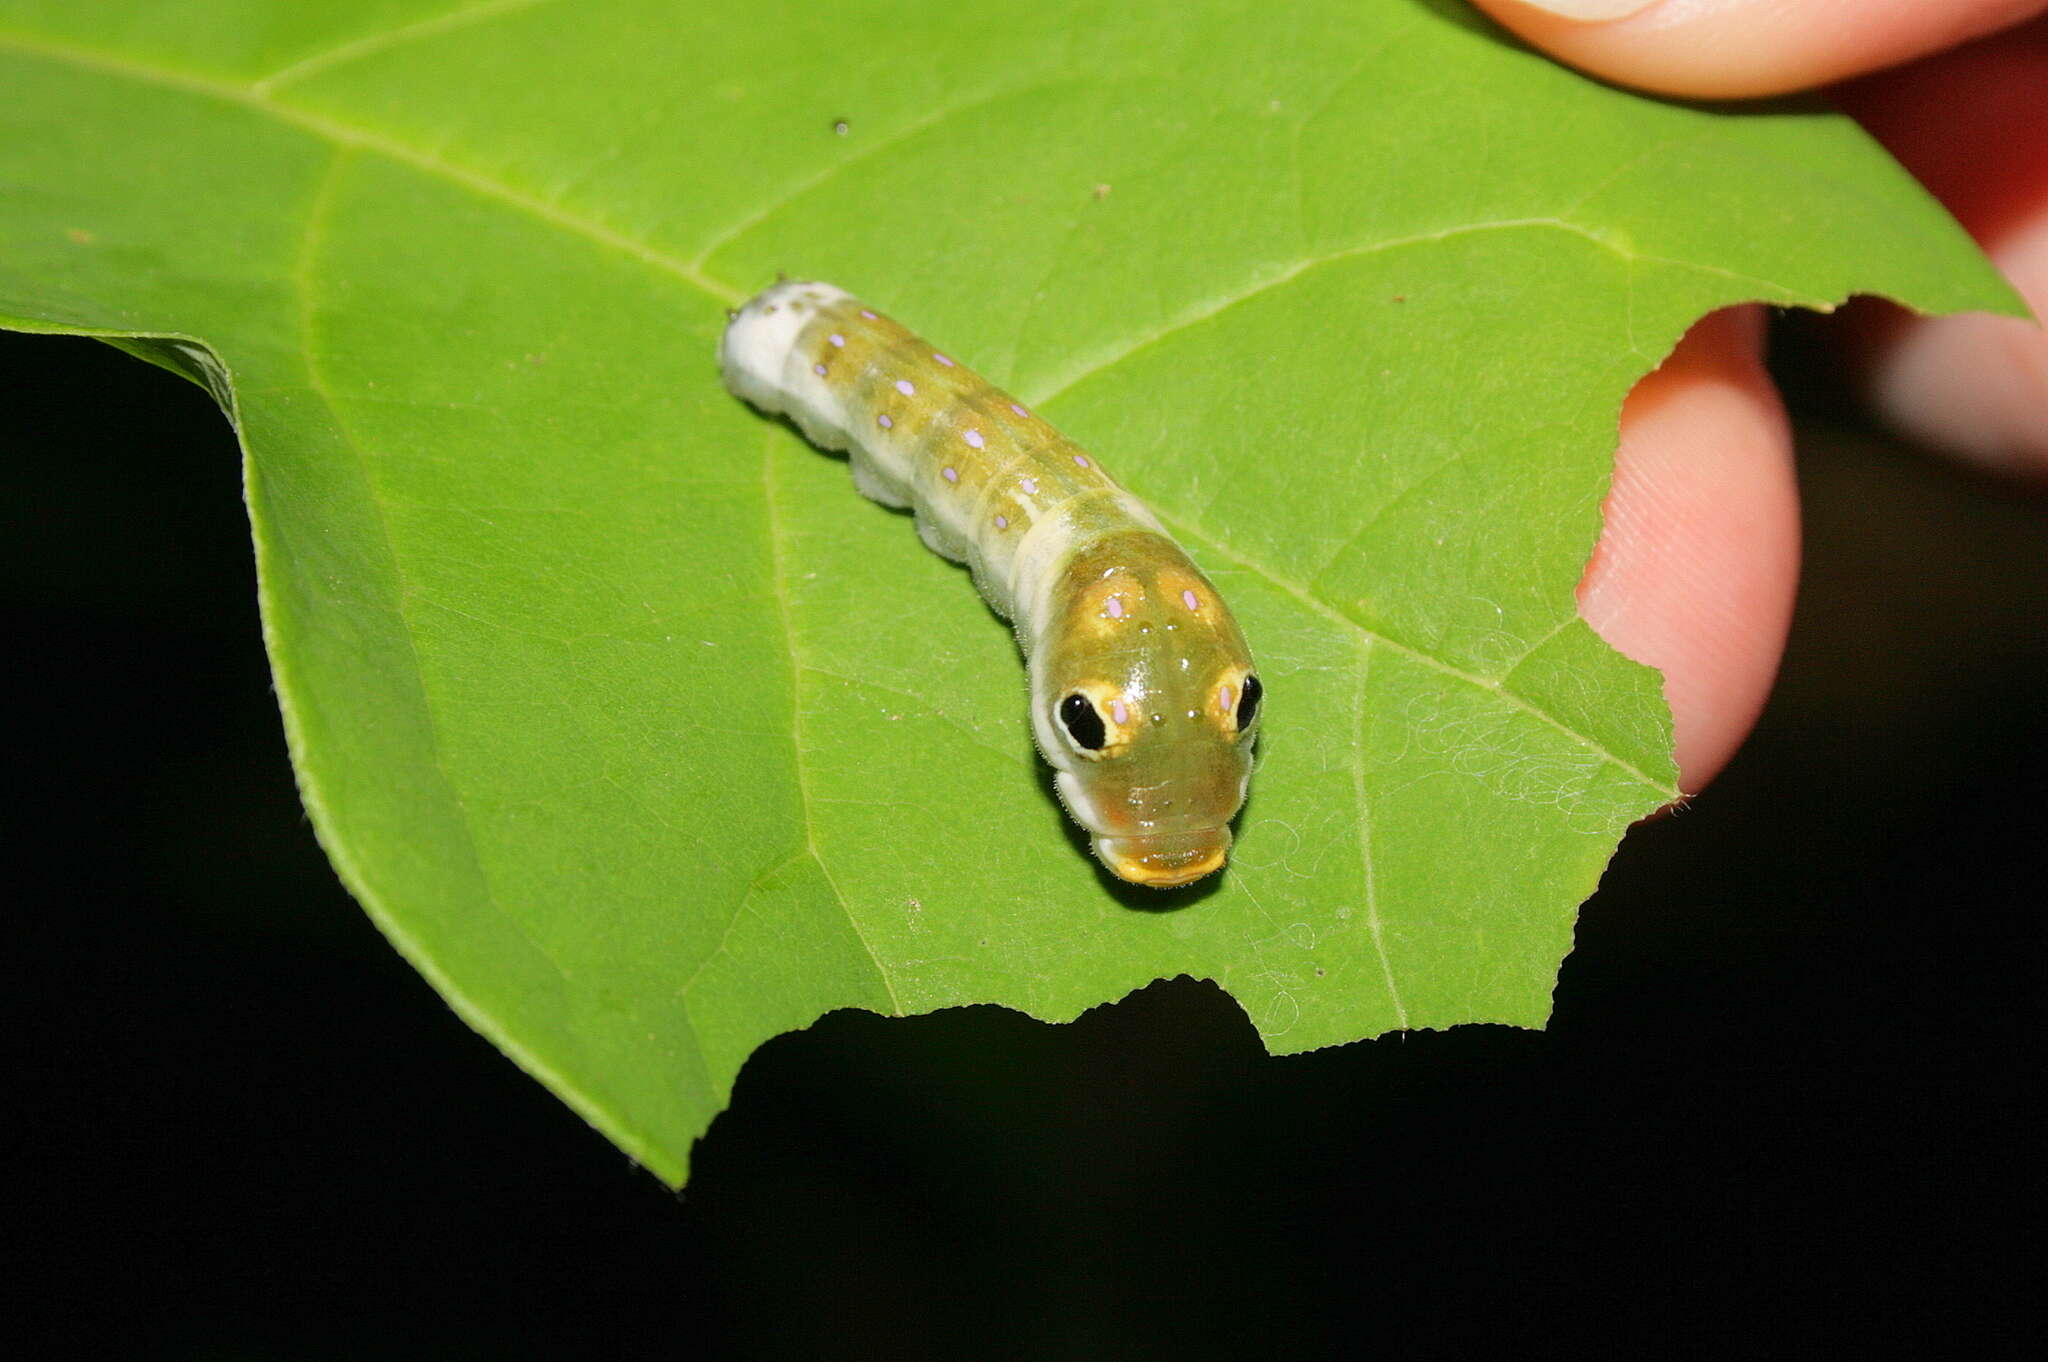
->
[1182,589,1200,611]
[1074,453,1091,468]
[1106,596,1125,619]
[895,379,915,396]
[877,413,894,429]
[813,363,827,375]
[943,466,959,483]
[934,353,954,367]
[964,429,985,449]
[1111,699,1129,725]
[829,333,846,347]
[1011,403,1029,417]
[995,515,1009,529]
[860,309,877,319]
[1020,476,1038,494]
[1220,684,1235,712]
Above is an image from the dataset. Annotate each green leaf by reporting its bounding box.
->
[0,0,2017,1184]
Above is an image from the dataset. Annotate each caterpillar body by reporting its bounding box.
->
[720,281,1261,888]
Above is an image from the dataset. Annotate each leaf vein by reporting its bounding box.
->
[688,80,1065,273]
[761,432,906,1014]
[250,0,565,95]
[1352,633,1407,1027]
[0,27,746,308]
[1153,503,1678,800]
[1023,216,1802,411]
[288,150,631,1119]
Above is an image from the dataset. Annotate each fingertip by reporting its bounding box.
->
[1852,231,2048,478]
[1577,306,1799,794]
[1833,21,2048,477]
[1473,0,2048,98]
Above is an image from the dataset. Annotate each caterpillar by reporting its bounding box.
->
[719,281,1261,888]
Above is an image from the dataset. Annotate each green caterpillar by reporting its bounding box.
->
[721,281,1261,887]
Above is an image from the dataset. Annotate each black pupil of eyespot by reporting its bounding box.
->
[1060,694,1107,750]
[1236,675,1263,730]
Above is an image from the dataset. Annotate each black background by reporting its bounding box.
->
[9,318,2041,1357]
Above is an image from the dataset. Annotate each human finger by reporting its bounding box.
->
[1468,0,2048,98]
[1578,305,1800,793]
[1831,20,2048,477]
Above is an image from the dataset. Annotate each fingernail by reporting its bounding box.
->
[1512,0,1660,19]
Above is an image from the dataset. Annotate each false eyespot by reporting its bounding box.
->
[719,281,1259,888]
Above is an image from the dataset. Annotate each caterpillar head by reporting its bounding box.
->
[1031,539,1261,889]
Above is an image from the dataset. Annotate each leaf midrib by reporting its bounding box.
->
[0,26,746,307]
[249,0,565,96]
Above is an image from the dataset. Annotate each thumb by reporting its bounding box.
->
[1470,0,2048,97]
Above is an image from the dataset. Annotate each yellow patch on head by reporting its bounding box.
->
[1155,569,1211,615]
[1212,664,1258,734]
[1062,680,1144,756]
[1077,573,1145,635]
